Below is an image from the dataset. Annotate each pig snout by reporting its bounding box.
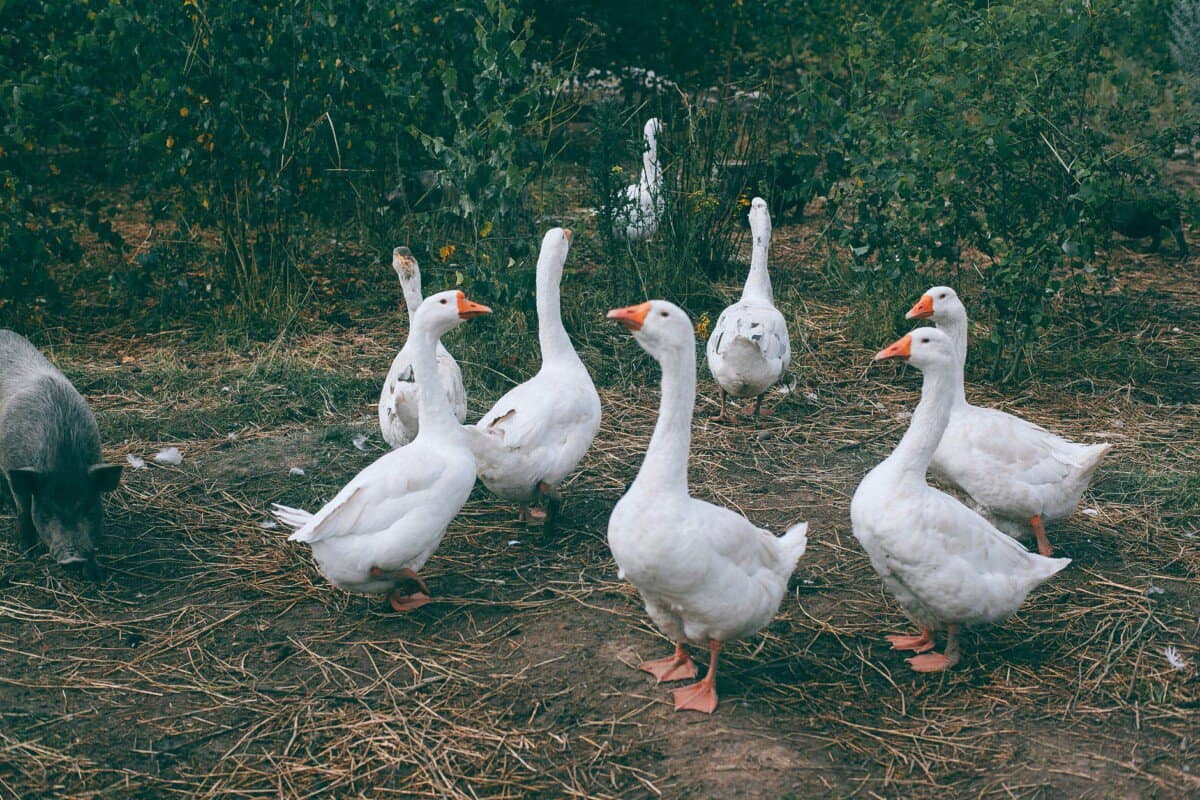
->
[53,548,105,582]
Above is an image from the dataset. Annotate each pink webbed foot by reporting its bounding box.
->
[388,591,431,613]
[886,628,935,653]
[672,679,718,714]
[906,651,958,672]
[639,645,698,683]
[371,567,432,613]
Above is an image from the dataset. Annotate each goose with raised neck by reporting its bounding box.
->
[274,290,490,612]
[619,117,664,241]
[468,228,601,528]
[706,197,791,420]
[379,247,467,448]
[906,285,1111,555]
[850,327,1071,672]
[607,299,807,713]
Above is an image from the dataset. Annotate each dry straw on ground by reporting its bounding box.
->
[1,218,1198,799]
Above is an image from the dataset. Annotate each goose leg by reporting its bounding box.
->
[906,625,960,672]
[886,627,935,653]
[672,640,721,713]
[739,393,774,416]
[639,643,697,683]
[1030,515,1053,557]
[538,481,563,533]
[710,389,736,423]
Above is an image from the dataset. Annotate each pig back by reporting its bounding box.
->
[0,331,102,477]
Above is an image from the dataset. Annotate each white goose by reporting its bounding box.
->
[851,328,1070,671]
[906,286,1111,555]
[378,247,468,448]
[273,290,491,611]
[606,300,808,712]
[618,118,664,241]
[467,228,601,527]
[706,197,790,420]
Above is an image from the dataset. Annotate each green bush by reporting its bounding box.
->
[811,0,1187,380]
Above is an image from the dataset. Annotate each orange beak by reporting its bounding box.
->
[563,228,573,244]
[906,294,934,320]
[874,334,913,361]
[456,291,492,320]
[607,301,652,331]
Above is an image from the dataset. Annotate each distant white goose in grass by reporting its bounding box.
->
[618,117,664,241]
[273,290,491,612]
[906,286,1111,556]
[851,328,1071,672]
[466,228,601,529]
[607,299,808,712]
[379,247,467,448]
[706,197,790,420]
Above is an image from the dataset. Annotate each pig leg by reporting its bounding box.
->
[15,501,38,553]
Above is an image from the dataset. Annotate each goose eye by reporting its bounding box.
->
[920,337,929,343]
[660,311,669,317]
[440,298,448,304]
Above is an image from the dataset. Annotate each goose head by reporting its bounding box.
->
[607,299,693,360]
[392,247,420,287]
[906,285,965,325]
[415,289,492,337]
[392,246,424,314]
[536,227,572,279]
[749,197,772,248]
[874,327,958,373]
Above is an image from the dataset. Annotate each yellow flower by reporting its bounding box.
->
[696,312,711,339]
[179,107,190,118]
[166,135,175,149]
[737,195,751,208]
[439,244,456,263]
[479,221,493,238]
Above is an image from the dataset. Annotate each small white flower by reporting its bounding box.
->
[352,435,369,451]
[125,453,146,470]
[1164,646,1190,671]
[153,447,183,466]
[804,391,819,402]
[226,432,238,441]
[288,467,305,477]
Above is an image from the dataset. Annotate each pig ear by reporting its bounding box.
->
[7,468,40,497]
[89,464,123,493]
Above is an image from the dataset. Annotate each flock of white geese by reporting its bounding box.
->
[271,125,1110,714]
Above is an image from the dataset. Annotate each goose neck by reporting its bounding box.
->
[633,342,695,495]
[411,323,460,439]
[888,362,956,480]
[537,261,575,363]
[398,275,424,317]
[741,238,773,301]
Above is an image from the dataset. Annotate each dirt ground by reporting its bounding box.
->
[1,214,1199,798]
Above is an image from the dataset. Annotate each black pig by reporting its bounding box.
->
[0,331,121,578]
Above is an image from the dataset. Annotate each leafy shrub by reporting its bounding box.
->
[811,0,1184,381]
[1172,0,1200,75]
